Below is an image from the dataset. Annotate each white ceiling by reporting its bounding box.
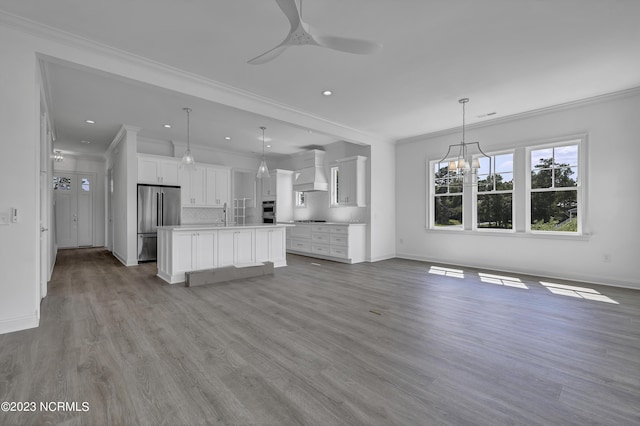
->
[2,0,640,157]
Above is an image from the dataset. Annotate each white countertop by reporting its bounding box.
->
[158,223,294,231]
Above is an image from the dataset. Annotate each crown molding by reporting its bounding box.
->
[105,125,141,159]
[397,86,640,145]
[170,139,280,161]
[0,10,391,147]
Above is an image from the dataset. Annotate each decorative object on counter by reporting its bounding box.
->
[438,98,489,185]
[53,150,64,162]
[256,126,270,179]
[181,107,196,169]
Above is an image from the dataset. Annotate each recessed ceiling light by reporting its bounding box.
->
[163,124,172,128]
[225,136,231,140]
[321,90,333,96]
[266,144,271,148]
[81,140,91,144]
[85,119,95,124]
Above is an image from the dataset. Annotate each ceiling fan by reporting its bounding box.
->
[248,0,382,65]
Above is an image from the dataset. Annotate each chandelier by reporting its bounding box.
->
[54,150,64,162]
[439,98,489,183]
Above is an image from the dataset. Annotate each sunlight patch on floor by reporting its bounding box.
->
[478,272,529,289]
[540,281,619,304]
[429,266,464,279]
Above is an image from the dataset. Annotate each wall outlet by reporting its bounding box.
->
[602,253,612,263]
[0,212,9,225]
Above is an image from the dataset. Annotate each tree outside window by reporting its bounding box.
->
[476,153,513,230]
[529,144,579,232]
[433,162,463,228]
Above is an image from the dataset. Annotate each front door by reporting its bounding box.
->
[54,172,93,248]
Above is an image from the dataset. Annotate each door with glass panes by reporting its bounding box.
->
[54,173,93,248]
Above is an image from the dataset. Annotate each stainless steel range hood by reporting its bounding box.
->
[293,150,329,192]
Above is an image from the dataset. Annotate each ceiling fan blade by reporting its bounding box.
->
[247,43,289,65]
[275,0,301,30]
[313,34,382,55]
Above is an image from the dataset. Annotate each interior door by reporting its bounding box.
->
[54,172,93,248]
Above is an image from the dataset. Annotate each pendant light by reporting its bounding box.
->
[256,126,270,179]
[181,107,196,169]
[53,150,64,162]
[438,98,489,184]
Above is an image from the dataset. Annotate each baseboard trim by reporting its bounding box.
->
[0,313,39,335]
[112,251,138,267]
[368,253,396,263]
[396,252,640,291]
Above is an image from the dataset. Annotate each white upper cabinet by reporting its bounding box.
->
[138,155,180,185]
[261,175,277,199]
[181,164,231,207]
[181,166,206,205]
[206,167,230,207]
[333,156,367,207]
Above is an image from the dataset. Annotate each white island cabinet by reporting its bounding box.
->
[157,224,291,284]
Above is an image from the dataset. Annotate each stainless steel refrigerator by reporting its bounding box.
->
[137,184,181,262]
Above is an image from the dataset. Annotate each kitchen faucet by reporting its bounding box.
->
[223,202,227,226]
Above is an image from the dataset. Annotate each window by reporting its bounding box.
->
[81,178,90,192]
[476,153,513,230]
[330,166,339,206]
[432,161,463,228]
[428,135,585,236]
[529,142,580,233]
[53,176,71,190]
[295,191,306,207]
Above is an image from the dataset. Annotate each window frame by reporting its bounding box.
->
[473,149,515,233]
[330,166,339,207]
[295,191,306,208]
[526,138,585,235]
[428,159,464,230]
[426,134,588,238]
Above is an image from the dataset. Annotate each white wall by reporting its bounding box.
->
[53,155,106,247]
[396,91,640,289]
[369,141,397,262]
[0,26,40,333]
[107,126,138,266]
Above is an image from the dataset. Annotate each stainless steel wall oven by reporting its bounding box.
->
[262,200,275,223]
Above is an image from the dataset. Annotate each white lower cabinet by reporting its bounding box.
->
[286,223,366,264]
[218,229,255,267]
[172,231,216,276]
[256,227,285,264]
[158,225,289,284]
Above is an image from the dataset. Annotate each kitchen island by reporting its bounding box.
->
[157,223,292,284]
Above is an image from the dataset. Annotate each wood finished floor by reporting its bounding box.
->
[1,249,639,426]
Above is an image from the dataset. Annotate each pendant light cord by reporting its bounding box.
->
[186,108,191,150]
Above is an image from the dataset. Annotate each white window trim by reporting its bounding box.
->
[426,133,589,239]
[427,158,464,230]
[295,191,306,208]
[472,149,515,233]
[525,137,586,235]
[330,166,339,207]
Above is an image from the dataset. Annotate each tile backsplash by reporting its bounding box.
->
[182,207,225,224]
